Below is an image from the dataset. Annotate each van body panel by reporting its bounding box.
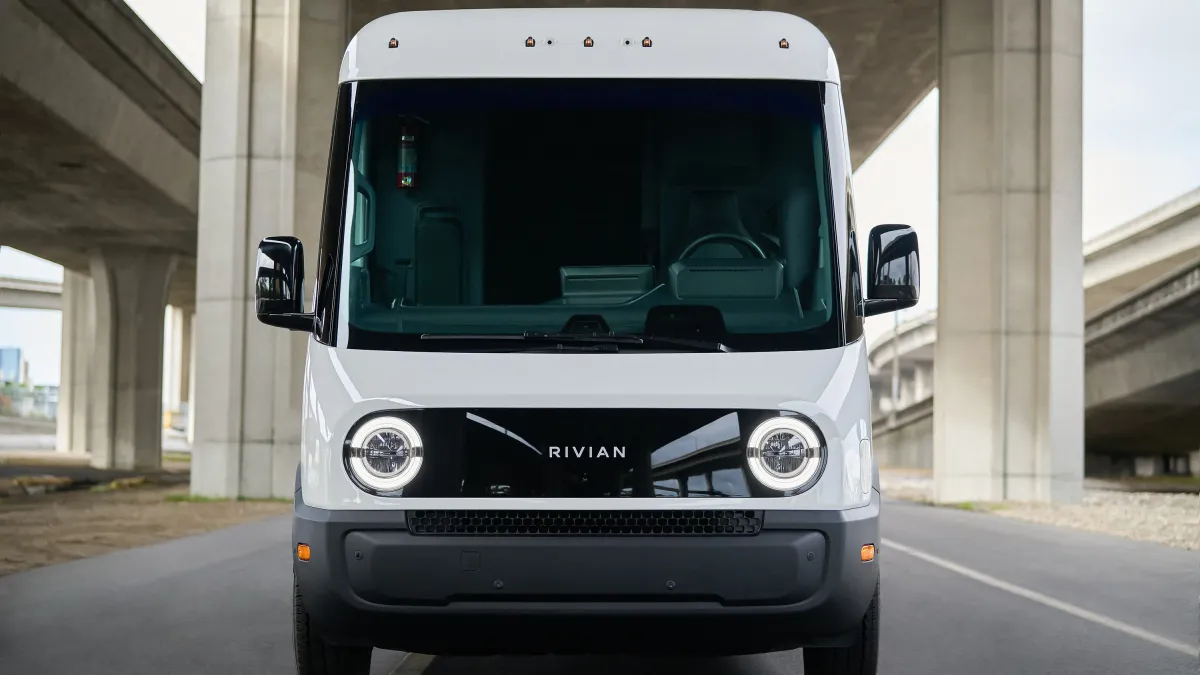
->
[340,9,840,85]
[300,337,873,511]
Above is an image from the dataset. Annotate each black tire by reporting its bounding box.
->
[802,579,879,675]
[294,575,372,675]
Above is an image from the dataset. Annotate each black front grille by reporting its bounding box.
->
[406,510,762,536]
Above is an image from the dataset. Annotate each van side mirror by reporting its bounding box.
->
[864,224,920,317]
[255,236,315,331]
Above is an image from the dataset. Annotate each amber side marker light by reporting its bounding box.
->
[388,37,398,49]
[525,36,536,47]
[297,543,311,562]
[584,36,594,47]
[779,38,789,49]
[642,37,653,48]
[861,544,876,562]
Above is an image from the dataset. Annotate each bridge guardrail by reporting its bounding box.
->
[1085,262,1200,345]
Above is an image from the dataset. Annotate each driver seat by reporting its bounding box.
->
[680,190,754,259]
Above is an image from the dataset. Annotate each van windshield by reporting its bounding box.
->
[337,78,839,352]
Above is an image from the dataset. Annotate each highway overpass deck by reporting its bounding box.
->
[0,0,199,307]
[871,185,1200,380]
[0,275,62,311]
[872,254,1200,468]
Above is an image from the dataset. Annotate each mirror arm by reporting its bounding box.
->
[863,298,917,318]
[258,312,316,332]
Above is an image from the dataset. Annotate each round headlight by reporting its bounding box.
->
[346,416,423,493]
[746,416,824,491]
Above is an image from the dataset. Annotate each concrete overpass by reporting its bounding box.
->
[0,0,199,305]
[0,0,199,470]
[871,187,1200,476]
[1084,187,1200,316]
[0,276,61,311]
[1085,261,1200,468]
[2,0,1087,504]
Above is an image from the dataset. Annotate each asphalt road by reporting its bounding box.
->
[2,500,1196,674]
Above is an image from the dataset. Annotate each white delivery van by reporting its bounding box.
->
[254,8,920,674]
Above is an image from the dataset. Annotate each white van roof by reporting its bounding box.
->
[339,8,839,84]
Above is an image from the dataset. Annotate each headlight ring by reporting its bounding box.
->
[746,415,825,492]
[345,416,423,493]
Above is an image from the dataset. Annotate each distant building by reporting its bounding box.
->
[0,347,25,385]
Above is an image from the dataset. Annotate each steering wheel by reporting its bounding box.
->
[679,233,768,260]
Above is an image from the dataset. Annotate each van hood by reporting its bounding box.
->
[309,338,867,414]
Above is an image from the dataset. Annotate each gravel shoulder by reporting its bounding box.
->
[0,484,291,576]
[990,492,1200,551]
[880,469,1200,551]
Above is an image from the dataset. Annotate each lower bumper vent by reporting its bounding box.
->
[406,510,762,536]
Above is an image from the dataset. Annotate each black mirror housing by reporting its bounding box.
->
[255,236,315,331]
[864,224,920,317]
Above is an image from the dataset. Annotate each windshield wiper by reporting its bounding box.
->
[524,332,734,353]
[419,332,734,353]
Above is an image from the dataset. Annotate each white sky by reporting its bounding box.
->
[3,0,1199,384]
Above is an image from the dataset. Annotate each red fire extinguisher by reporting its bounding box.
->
[397,120,417,189]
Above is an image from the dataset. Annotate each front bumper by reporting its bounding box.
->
[293,492,880,656]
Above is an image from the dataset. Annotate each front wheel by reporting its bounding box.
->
[802,579,879,675]
[294,575,372,675]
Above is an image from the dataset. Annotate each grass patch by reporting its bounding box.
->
[89,476,150,493]
[162,451,192,464]
[165,493,230,503]
[945,501,1006,512]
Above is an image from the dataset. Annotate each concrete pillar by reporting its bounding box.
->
[55,270,94,454]
[162,305,185,429]
[89,249,177,470]
[179,307,192,430]
[192,0,347,498]
[186,310,196,445]
[1133,457,1161,478]
[160,305,193,431]
[933,0,1084,503]
[912,364,931,402]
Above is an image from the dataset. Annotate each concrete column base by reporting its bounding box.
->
[89,249,177,470]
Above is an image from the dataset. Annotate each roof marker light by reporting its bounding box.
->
[388,37,398,49]
[642,37,652,48]
[525,36,535,47]
[779,38,789,49]
[583,36,594,48]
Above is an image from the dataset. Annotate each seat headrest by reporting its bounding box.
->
[687,190,748,236]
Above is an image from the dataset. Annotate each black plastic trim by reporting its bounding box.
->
[406,509,764,536]
[291,491,880,655]
[335,408,830,500]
